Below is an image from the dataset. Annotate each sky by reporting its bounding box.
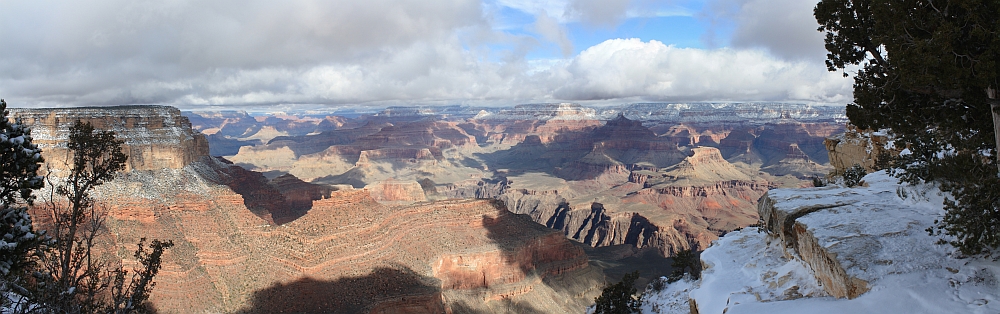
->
[0,0,852,109]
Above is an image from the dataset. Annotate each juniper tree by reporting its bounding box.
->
[594,271,641,314]
[0,99,45,304]
[816,0,1000,254]
[29,120,171,313]
[667,249,701,283]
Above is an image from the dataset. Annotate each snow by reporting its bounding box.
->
[639,278,695,314]
[642,171,1000,314]
[683,229,827,314]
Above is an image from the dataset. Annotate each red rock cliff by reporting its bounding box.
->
[80,158,602,313]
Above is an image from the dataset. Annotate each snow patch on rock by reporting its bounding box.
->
[642,171,1000,314]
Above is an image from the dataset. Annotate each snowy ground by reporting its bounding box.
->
[641,171,1000,314]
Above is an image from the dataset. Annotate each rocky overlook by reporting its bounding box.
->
[638,172,999,314]
[12,106,209,171]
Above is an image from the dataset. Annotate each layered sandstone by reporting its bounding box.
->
[653,147,751,186]
[365,180,427,204]
[12,106,209,171]
[466,103,604,145]
[86,158,603,313]
[496,154,770,257]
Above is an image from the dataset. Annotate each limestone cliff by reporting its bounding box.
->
[12,106,209,171]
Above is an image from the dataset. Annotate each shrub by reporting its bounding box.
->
[648,277,667,292]
[594,271,641,314]
[667,249,701,283]
[842,164,866,187]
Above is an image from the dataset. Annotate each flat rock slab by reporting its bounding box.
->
[682,171,1000,314]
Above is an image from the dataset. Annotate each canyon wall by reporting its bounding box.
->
[95,164,604,313]
[12,106,209,171]
[191,104,841,261]
[12,106,603,312]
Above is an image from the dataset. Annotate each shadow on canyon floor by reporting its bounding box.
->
[449,299,545,314]
[477,207,603,309]
[470,133,585,178]
[214,157,334,224]
[235,267,441,314]
[581,244,677,289]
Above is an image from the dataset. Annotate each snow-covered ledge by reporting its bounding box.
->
[758,187,867,299]
[648,172,1000,314]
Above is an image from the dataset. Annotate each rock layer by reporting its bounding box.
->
[89,159,602,313]
[12,106,209,171]
[757,194,868,299]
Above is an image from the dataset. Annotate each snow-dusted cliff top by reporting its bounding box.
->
[9,105,209,171]
[10,105,201,146]
[643,172,1000,314]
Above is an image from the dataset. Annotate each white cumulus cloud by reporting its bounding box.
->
[551,39,849,102]
[0,0,850,108]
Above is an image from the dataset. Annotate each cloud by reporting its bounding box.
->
[0,0,483,75]
[0,1,849,108]
[495,0,689,25]
[493,0,572,22]
[532,13,574,56]
[701,0,827,61]
[567,0,632,27]
[551,39,850,102]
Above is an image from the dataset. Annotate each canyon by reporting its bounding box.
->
[11,103,847,313]
[20,106,604,313]
[192,102,844,260]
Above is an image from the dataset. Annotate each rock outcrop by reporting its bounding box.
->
[825,126,896,175]
[13,106,209,171]
[757,193,868,299]
[678,172,992,314]
[365,180,427,204]
[755,177,948,300]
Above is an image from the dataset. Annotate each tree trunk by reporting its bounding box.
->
[990,88,1000,176]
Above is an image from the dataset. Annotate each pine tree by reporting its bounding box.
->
[27,120,171,313]
[815,0,1000,254]
[0,99,46,306]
